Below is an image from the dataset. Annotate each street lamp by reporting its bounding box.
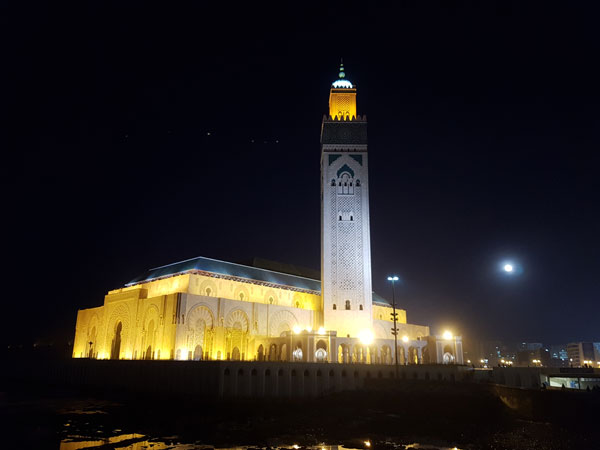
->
[387,275,400,378]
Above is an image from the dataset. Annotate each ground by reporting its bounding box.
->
[2,380,599,450]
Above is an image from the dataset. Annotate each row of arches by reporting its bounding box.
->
[220,365,462,397]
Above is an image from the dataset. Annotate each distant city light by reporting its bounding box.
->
[504,264,514,272]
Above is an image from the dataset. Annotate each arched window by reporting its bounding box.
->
[333,304,337,310]
[345,300,351,310]
[269,296,274,304]
[337,172,355,195]
[205,287,212,296]
[359,304,363,310]
[356,180,361,187]
[239,292,244,301]
[295,301,300,308]
[331,179,336,186]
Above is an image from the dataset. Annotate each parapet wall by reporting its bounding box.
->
[7,360,472,399]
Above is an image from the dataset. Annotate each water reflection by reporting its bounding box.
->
[60,441,462,450]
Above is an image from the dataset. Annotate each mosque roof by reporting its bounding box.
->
[126,255,393,306]
[126,255,321,292]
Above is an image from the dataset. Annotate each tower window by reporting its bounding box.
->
[296,301,300,308]
[359,304,363,310]
[205,287,212,296]
[337,173,355,195]
[345,300,351,310]
[333,304,337,310]
[331,180,336,186]
[356,180,361,187]
[269,297,274,304]
[239,292,244,301]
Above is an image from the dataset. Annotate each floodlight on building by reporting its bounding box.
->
[443,330,453,340]
[318,327,326,335]
[364,441,371,448]
[292,445,300,449]
[293,325,301,334]
[358,329,374,345]
[402,335,409,343]
[306,326,312,332]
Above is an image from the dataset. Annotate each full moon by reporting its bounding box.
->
[504,264,514,272]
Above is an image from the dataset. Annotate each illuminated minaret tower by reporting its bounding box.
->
[321,62,373,338]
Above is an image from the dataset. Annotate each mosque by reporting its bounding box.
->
[72,64,463,366]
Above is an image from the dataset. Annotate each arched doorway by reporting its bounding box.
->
[293,344,303,361]
[110,322,122,360]
[443,345,454,364]
[408,347,419,364]
[193,345,203,361]
[257,344,264,361]
[381,345,392,364]
[268,343,277,361]
[316,339,328,362]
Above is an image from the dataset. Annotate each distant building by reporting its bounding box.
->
[516,347,550,367]
[517,342,543,351]
[567,342,597,367]
[549,344,569,368]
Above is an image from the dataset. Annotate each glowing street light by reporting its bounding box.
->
[503,264,514,273]
[402,335,409,343]
[387,275,400,377]
[443,330,453,340]
[358,329,374,345]
[318,326,326,335]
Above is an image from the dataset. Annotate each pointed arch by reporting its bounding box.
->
[268,309,299,337]
[106,302,131,359]
[225,309,249,332]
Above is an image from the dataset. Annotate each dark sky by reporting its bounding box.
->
[4,2,599,346]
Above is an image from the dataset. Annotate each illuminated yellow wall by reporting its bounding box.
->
[373,304,407,324]
[73,271,321,361]
[329,88,357,120]
[73,271,429,363]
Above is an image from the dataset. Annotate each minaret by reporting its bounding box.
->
[321,62,373,338]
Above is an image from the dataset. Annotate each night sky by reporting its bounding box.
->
[5,2,599,346]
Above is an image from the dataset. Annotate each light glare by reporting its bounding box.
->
[358,329,374,345]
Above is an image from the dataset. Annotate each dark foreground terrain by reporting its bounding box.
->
[1,379,599,450]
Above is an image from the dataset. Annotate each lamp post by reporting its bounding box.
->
[387,276,400,378]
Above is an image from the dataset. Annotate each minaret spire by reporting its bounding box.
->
[338,58,345,79]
